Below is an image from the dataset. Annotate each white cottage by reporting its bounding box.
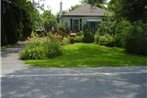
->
[59,2,108,32]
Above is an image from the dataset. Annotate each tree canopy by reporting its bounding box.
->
[1,0,46,45]
[41,10,57,32]
[82,0,106,8]
[84,0,147,22]
[108,0,147,22]
[2,0,41,45]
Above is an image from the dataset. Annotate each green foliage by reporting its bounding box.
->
[26,43,147,67]
[97,19,117,35]
[115,19,132,47]
[48,33,64,43]
[58,23,66,32]
[74,35,84,42]
[125,21,147,55]
[83,24,94,43]
[2,0,40,45]
[69,35,84,44]
[20,46,45,60]
[64,24,70,33]
[82,0,107,9]
[57,23,70,34]
[69,4,80,11]
[108,0,147,22]
[94,18,116,47]
[83,0,103,6]
[83,32,94,43]
[20,38,62,60]
[95,32,115,47]
[62,37,70,45]
[42,10,58,32]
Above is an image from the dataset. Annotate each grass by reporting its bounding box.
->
[26,43,147,67]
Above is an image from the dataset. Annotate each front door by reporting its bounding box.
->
[88,22,97,33]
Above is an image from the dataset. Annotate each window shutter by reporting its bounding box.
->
[70,19,72,31]
[80,18,82,30]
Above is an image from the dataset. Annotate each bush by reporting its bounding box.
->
[94,32,115,47]
[48,33,64,43]
[115,20,132,47]
[19,46,45,60]
[83,24,94,43]
[83,32,94,43]
[57,23,69,36]
[19,38,62,60]
[58,23,65,32]
[74,35,83,43]
[94,31,101,44]
[97,19,117,35]
[125,21,147,55]
[69,35,84,44]
[62,37,70,45]
[44,40,62,58]
[76,31,83,36]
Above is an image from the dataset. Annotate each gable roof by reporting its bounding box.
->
[62,4,108,17]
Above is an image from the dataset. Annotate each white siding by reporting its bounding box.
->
[61,16,105,31]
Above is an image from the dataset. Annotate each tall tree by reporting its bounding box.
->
[82,0,106,8]
[42,10,58,32]
[2,0,40,45]
[69,4,80,11]
[108,0,147,22]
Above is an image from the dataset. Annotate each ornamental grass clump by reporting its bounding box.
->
[19,38,62,60]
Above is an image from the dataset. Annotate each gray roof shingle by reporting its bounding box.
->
[62,4,108,17]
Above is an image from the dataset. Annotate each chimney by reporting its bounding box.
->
[59,1,62,17]
[59,1,62,23]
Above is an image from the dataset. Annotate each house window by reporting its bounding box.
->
[73,19,79,32]
[70,19,81,32]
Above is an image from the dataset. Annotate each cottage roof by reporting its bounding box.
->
[62,4,108,17]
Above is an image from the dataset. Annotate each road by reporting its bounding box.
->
[1,42,147,98]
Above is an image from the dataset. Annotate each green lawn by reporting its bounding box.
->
[26,43,147,67]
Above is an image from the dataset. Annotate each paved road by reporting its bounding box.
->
[1,42,147,98]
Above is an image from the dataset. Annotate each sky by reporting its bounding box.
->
[34,0,110,15]
[35,0,81,15]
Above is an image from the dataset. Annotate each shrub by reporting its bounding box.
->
[44,40,62,58]
[19,38,62,60]
[31,32,39,39]
[48,33,64,43]
[57,23,69,36]
[19,46,45,60]
[76,31,83,36]
[62,37,70,45]
[74,35,83,43]
[64,24,70,33]
[98,19,117,35]
[83,32,94,43]
[94,31,101,44]
[125,21,147,55]
[94,32,115,47]
[115,20,132,47]
[58,23,65,32]
[83,24,94,43]
[69,35,84,44]
[69,37,75,44]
